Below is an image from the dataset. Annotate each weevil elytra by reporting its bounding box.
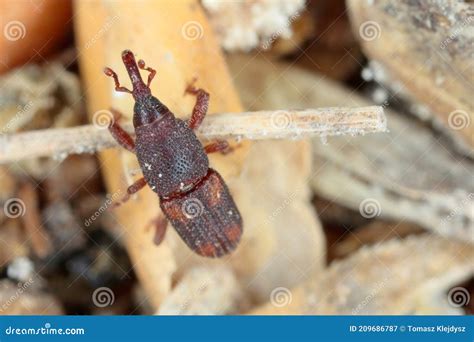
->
[104,50,242,258]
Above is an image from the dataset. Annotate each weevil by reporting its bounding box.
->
[103,50,242,258]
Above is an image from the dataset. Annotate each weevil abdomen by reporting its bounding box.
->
[160,168,242,257]
[135,115,209,196]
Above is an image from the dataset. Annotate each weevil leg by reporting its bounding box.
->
[104,67,133,94]
[137,59,156,88]
[204,140,233,155]
[185,79,209,130]
[113,177,148,207]
[108,108,135,153]
[151,215,168,246]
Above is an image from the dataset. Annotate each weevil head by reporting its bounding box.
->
[133,95,170,128]
[120,50,171,127]
[121,50,151,100]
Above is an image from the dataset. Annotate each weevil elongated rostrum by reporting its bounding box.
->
[104,50,242,258]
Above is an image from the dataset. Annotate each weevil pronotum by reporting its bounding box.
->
[103,50,242,258]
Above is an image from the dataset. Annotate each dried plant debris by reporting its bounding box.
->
[229,140,326,304]
[0,277,63,315]
[0,62,83,133]
[332,221,425,260]
[290,0,363,80]
[362,59,473,158]
[313,195,370,230]
[0,166,17,224]
[42,201,87,257]
[251,235,474,315]
[203,0,306,51]
[42,155,102,201]
[0,62,84,177]
[310,94,474,243]
[0,221,29,266]
[266,9,315,56]
[18,182,53,258]
[228,55,473,243]
[348,0,474,155]
[158,265,242,315]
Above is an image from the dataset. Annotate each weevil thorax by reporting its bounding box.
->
[132,94,171,128]
[121,50,171,128]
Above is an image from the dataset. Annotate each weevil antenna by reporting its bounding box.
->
[138,59,156,88]
[103,67,132,94]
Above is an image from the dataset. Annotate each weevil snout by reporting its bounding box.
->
[104,50,167,127]
[121,50,151,99]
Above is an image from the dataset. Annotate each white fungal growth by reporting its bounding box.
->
[203,0,306,51]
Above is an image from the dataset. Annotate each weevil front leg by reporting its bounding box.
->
[185,79,209,130]
[113,177,148,207]
[204,140,233,155]
[108,108,135,153]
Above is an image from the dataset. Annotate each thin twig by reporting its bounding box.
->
[0,107,385,164]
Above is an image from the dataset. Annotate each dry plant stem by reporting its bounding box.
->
[0,107,385,164]
[18,182,52,258]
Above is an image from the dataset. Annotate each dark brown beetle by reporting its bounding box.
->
[104,50,242,258]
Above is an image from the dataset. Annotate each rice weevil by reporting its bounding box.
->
[104,50,242,257]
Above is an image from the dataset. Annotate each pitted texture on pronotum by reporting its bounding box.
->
[160,169,242,257]
[135,115,209,197]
